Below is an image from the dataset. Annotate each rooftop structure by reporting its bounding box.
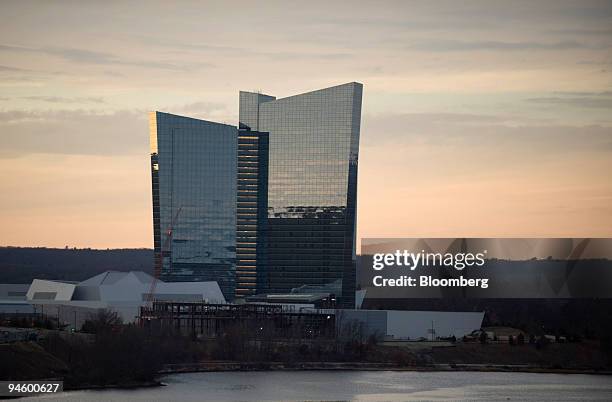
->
[25,271,225,326]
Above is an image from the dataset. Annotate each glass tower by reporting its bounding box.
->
[239,82,363,307]
[150,111,237,300]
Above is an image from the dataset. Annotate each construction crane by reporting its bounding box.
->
[146,206,182,305]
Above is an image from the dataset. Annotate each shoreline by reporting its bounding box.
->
[63,380,162,392]
[158,361,612,376]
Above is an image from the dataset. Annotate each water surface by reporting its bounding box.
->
[23,370,612,401]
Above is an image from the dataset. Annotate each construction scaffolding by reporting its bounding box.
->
[139,301,336,339]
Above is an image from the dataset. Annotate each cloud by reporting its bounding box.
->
[527,91,612,109]
[0,109,148,157]
[166,101,227,115]
[0,64,53,83]
[548,28,612,36]
[407,39,589,52]
[155,101,233,123]
[361,112,612,153]
[137,36,353,61]
[0,44,115,63]
[553,91,612,96]
[0,64,67,84]
[576,60,612,66]
[0,44,213,71]
[0,64,33,73]
[312,15,497,30]
[21,96,105,104]
[527,97,612,109]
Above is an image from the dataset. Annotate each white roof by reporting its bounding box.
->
[27,271,226,304]
[79,271,154,286]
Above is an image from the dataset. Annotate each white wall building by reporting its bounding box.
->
[337,309,484,340]
[26,271,225,327]
[0,283,34,314]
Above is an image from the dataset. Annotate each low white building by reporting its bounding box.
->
[337,309,484,340]
[0,284,34,314]
[26,271,225,328]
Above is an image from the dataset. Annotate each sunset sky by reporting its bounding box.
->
[1,0,611,249]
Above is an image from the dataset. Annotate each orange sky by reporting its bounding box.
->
[1,1,611,249]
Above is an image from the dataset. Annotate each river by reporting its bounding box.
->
[22,370,612,401]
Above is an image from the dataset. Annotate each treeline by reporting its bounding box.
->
[0,247,153,283]
[4,308,611,386]
[33,312,390,387]
[40,327,200,387]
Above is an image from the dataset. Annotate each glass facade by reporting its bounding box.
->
[239,83,363,307]
[150,112,237,300]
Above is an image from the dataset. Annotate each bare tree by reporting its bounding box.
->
[81,309,123,334]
